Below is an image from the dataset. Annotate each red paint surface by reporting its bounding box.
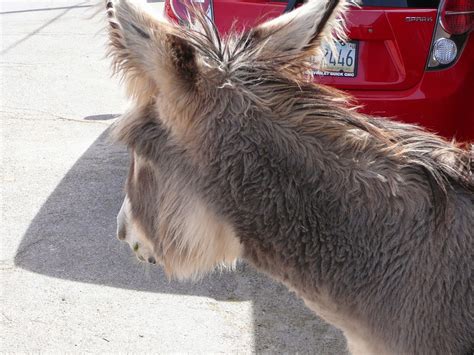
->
[165,1,474,141]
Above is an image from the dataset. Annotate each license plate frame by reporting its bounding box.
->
[314,41,359,78]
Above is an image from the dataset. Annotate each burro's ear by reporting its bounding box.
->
[105,0,197,104]
[254,0,351,58]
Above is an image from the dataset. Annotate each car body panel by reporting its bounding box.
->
[164,1,474,141]
[353,34,474,140]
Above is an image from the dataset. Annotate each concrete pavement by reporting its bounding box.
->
[0,1,346,353]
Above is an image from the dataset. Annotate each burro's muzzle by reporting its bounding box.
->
[116,196,157,264]
[116,197,128,241]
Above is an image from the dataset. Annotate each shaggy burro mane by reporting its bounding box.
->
[105,0,474,354]
[110,4,473,211]
[184,13,474,197]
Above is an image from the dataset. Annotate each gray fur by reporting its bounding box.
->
[104,0,474,353]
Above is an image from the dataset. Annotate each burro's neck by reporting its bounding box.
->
[195,107,419,290]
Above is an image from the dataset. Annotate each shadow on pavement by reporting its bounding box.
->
[84,114,121,121]
[14,128,345,353]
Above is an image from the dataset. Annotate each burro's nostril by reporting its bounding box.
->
[117,226,126,241]
[116,196,129,241]
[148,256,156,264]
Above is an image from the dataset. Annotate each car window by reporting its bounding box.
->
[361,0,440,8]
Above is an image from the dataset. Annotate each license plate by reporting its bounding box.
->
[314,41,358,78]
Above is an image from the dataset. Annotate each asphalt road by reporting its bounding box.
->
[1,1,346,353]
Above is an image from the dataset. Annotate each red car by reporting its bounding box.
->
[164,0,474,141]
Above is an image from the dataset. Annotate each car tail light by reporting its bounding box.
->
[440,0,474,35]
[166,0,214,24]
[432,37,458,64]
[427,0,473,70]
